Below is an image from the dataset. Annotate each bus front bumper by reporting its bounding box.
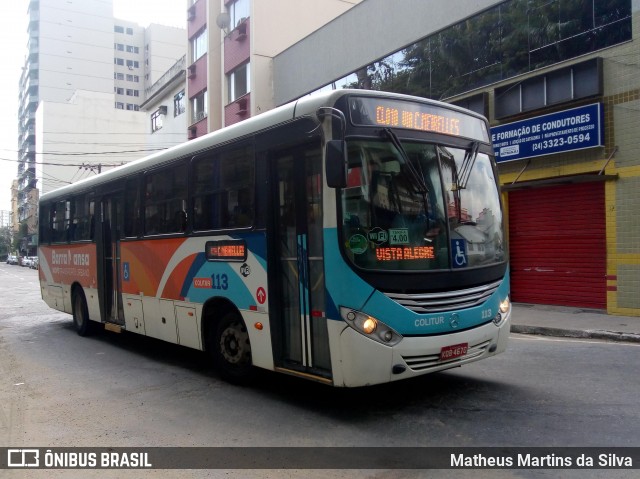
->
[333,309,511,387]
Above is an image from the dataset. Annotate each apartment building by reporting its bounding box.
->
[185,0,362,139]
[16,0,185,254]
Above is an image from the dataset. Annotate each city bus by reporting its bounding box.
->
[38,89,511,387]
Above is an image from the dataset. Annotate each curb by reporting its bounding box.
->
[510,325,640,344]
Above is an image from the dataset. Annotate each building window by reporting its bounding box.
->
[115,43,124,51]
[126,89,139,97]
[228,63,250,103]
[174,90,186,117]
[191,90,207,123]
[151,109,163,133]
[115,87,124,95]
[126,27,134,35]
[126,104,139,111]
[228,0,250,29]
[115,102,124,109]
[115,58,124,65]
[191,28,207,62]
[126,60,139,69]
[126,45,139,53]
[114,72,124,80]
[114,25,124,33]
[126,74,139,82]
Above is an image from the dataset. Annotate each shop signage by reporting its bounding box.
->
[491,103,603,162]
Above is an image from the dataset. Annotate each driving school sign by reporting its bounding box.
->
[491,103,603,162]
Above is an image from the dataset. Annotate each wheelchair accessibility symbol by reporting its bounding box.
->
[451,239,468,268]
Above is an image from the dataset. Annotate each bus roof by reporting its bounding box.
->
[40,89,487,203]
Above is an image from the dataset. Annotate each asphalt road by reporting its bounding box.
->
[1,263,639,479]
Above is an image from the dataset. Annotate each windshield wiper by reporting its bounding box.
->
[456,140,480,190]
[382,128,429,194]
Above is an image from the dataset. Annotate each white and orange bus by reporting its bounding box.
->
[38,89,511,387]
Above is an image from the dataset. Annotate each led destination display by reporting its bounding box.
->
[205,239,247,262]
[349,97,490,142]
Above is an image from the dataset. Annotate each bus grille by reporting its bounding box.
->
[383,280,502,313]
[402,340,491,371]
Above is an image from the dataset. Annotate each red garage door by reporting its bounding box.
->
[508,182,606,309]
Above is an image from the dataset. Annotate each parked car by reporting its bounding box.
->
[21,256,39,268]
[6,255,17,265]
[30,256,39,270]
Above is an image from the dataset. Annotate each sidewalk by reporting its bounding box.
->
[510,303,640,343]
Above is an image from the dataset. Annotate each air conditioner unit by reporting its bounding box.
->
[158,105,168,115]
[236,97,248,114]
[188,64,196,78]
[235,21,247,40]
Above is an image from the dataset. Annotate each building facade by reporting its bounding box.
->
[272,0,639,317]
[185,0,362,140]
[16,0,186,254]
[139,55,189,149]
[36,90,148,195]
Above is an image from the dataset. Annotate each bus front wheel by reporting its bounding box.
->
[72,289,94,337]
[210,312,253,382]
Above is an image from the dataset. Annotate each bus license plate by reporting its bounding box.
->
[439,343,468,361]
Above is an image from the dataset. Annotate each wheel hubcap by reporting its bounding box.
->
[219,321,250,364]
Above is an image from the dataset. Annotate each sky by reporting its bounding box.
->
[0,0,186,213]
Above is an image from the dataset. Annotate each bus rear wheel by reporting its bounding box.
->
[72,289,94,337]
[211,312,253,382]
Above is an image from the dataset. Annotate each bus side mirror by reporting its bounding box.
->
[325,140,347,189]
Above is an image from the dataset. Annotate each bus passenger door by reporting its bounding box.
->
[268,144,332,379]
[97,194,125,325]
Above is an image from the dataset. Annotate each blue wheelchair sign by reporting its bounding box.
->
[123,262,130,281]
[451,239,468,268]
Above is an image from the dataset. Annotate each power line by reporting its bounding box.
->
[0,156,130,168]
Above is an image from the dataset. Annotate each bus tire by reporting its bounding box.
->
[210,311,253,382]
[72,288,94,337]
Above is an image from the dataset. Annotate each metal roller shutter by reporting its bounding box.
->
[508,182,606,309]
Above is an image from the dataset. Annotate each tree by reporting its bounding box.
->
[0,226,12,259]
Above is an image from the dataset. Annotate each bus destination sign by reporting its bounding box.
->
[205,239,247,262]
[349,97,489,142]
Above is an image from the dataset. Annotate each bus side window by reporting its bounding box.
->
[39,203,51,244]
[70,194,94,241]
[144,165,188,235]
[52,200,70,243]
[192,142,254,231]
[124,178,141,237]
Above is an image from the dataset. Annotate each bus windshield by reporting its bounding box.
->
[340,138,504,271]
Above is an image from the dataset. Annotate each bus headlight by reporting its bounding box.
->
[499,296,511,314]
[493,296,511,326]
[340,307,403,346]
[362,318,377,334]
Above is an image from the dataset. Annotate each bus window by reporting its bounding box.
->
[124,178,141,237]
[52,200,70,243]
[192,144,254,231]
[144,166,188,235]
[39,203,51,244]
[70,194,94,241]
